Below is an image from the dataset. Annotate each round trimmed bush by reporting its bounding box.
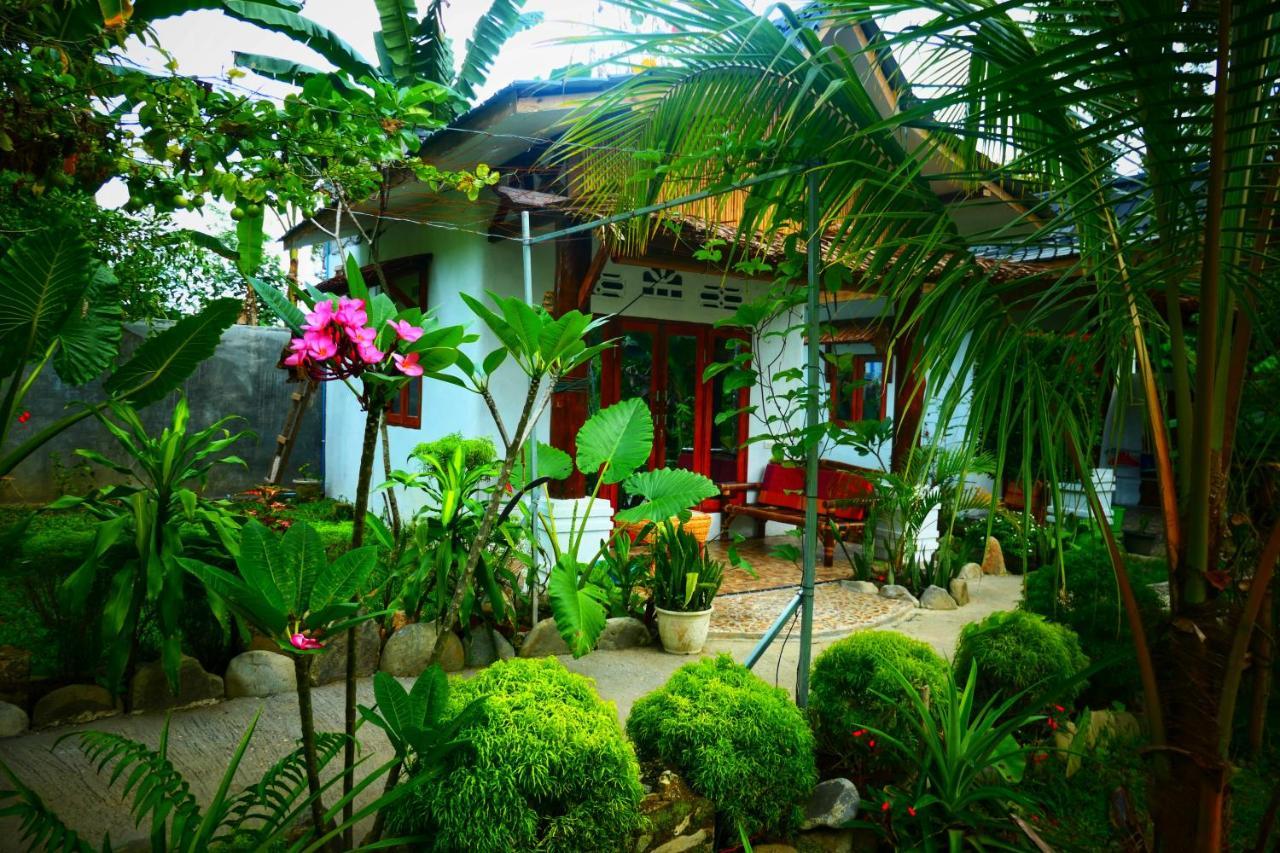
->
[626,654,817,835]
[390,657,643,852]
[808,631,948,777]
[954,609,1090,706]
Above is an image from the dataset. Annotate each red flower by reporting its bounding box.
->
[1206,569,1231,591]
[1054,704,1065,713]
[907,806,917,817]
[881,801,891,812]
[16,410,31,424]
[852,729,866,738]
[868,739,876,748]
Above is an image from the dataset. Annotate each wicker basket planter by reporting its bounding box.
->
[618,510,712,546]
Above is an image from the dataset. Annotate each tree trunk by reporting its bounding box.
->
[293,655,328,842]
[342,404,381,846]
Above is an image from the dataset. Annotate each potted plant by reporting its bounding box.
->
[292,461,323,502]
[652,519,724,654]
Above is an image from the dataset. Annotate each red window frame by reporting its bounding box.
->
[384,258,430,429]
[827,351,887,425]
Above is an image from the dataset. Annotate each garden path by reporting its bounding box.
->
[0,574,1022,848]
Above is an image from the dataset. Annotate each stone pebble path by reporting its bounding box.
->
[710,584,912,638]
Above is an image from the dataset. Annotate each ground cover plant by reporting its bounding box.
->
[627,654,817,837]
[388,657,644,853]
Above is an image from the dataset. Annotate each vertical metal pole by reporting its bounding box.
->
[522,211,541,626]
[797,168,820,707]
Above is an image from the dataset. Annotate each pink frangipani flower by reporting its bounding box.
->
[304,330,338,361]
[392,351,424,377]
[387,319,424,343]
[335,297,368,328]
[303,300,335,332]
[283,338,310,367]
[357,342,385,364]
[289,632,324,651]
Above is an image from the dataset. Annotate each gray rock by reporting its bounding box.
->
[311,621,382,685]
[878,584,920,607]
[33,685,121,729]
[920,585,958,610]
[596,617,651,651]
[518,618,571,657]
[802,778,861,831]
[840,580,879,595]
[958,562,983,581]
[0,701,29,737]
[379,621,464,676]
[948,578,970,606]
[463,628,516,668]
[225,651,297,699]
[129,655,224,712]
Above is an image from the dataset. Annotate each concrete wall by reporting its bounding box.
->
[3,323,322,503]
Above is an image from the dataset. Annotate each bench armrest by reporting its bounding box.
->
[719,481,762,496]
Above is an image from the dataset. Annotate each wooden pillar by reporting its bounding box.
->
[548,231,599,498]
[891,299,926,473]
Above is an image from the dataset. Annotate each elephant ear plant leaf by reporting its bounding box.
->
[179,520,384,837]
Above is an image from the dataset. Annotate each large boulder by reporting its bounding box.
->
[463,628,516,668]
[957,562,983,581]
[981,537,1006,575]
[129,655,224,712]
[0,701,29,737]
[518,618,571,658]
[311,621,381,685]
[33,685,120,728]
[379,622,464,676]
[878,584,920,607]
[919,585,958,611]
[802,777,861,831]
[840,580,879,595]
[596,617,651,651]
[948,578,971,606]
[225,651,297,699]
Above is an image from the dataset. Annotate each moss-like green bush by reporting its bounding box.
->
[390,657,642,852]
[953,610,1090,706]
[412,432,497,468]
[1023,538,1164,704]
[626,654,816,835]
[808,631,948,777]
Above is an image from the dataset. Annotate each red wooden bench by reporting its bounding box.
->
[718,460,876,567]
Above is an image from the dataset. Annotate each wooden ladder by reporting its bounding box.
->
[267,380,317,485]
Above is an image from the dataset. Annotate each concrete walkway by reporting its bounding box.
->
[0,575,1022,849]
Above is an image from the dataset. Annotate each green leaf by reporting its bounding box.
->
[104,298,241,406]
[232,51,326,85]
[310,546,377,613]
[0,230,93,373]
[344,253,369,303]
[281,522,326,614]
[409,664,449,726]
[546,557,606,658]
[373,0,416,80]
[249,277,306,334]
[575,398,653,484]
[52,264,123,387]
[221,0,376,77]
[236,520,289,616]
[615,468,718,523]
[454,0,540,102]
[235,206,265,277]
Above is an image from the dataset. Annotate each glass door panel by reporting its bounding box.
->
[662,332,700,472]
[706,334,748,486]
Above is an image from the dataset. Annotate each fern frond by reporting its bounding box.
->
[65,727,200,848]
[218,732,347,842]
[0,760,99,852]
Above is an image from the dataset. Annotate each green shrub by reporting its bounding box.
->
[1023,538,1164,705]
[626,655,816,835]
[808,630,948,777]
[953,610,1090,706]
[412,432,497,469]
[390,657,642,852]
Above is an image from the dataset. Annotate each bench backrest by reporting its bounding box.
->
[756,461,874,521]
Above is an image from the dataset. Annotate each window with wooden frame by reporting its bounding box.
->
[827,349,887,425]
[379,255,430,428]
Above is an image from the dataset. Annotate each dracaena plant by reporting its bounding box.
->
[380,443,524,629]
[179,519,382,837]
[533,398,720,656]
[356,666,482,845]
[52,394,251,695]
[651,519,725,613]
